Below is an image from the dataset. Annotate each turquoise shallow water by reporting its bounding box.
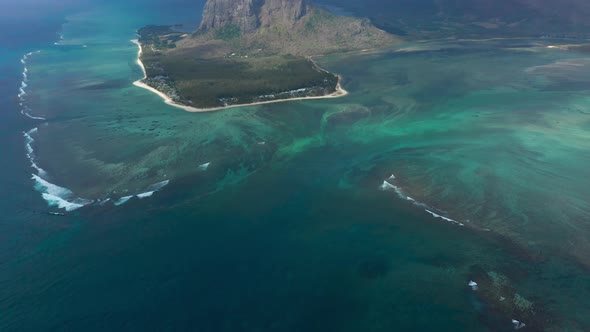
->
[2,1,590,331]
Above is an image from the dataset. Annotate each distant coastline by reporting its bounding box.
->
[131,39,348,113]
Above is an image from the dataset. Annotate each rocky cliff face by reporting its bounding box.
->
[198,0,308,33]
[258,0,307,28]
[185,0,401,56]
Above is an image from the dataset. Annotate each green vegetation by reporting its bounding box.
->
[133,1,405,109]
[138,25,184,49]
[161,55,337,107]
[214,24,241,41]
[304,8,335,32]
[137,28,338,108]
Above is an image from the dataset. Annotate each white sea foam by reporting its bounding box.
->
[32,174,93,211]
[199,162,211,171]
[114,180,170,205]
[135,180,170,199]
[41,193,88,211]
[18,52,46,120]
[512,319,526,330]
[97,198,111,205]
[146,180,170,192]
[28,128,91,211]
[379,180,396,191]
[33,174,73,198]
[137,191,154,199]
[425,209,465,226]
[24,114,46,121]
[22,111,47,121]
[379,180,415,202]
[114,195,133,206]
[23,129,47,177]
[380,174,465,226]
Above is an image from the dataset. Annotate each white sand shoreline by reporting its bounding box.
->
[130,39,348,113]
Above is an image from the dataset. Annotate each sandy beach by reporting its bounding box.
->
[130,39,348,113]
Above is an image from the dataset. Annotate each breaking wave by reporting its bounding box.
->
[23,128,47,178]
[24,128,172,211]
[19,46,171,212]
[199,162,211,171]
[32,174,93,212]
[114,180,170,205]
[379,173,464,226]
[114,195,133,206]
[18,51,46,120]
[25,128,93,212]
[136,191,154,199]
[135,180,170,199]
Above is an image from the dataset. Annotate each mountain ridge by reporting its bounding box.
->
[186,0,400,56]
[197,0,308,33]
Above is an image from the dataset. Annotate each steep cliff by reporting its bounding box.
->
[188,0,400,56]
[135,0,401,109]
[197,0,308,33]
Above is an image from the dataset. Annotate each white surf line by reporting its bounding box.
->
[113,179,171,205]
[18,51,46,120]
[198,162,211,171]
[31,170,94,212]
[114,195,133,206]
[23,128,47,178]
[131,39,348,113]
[512,319,526,330]
[135,180,170,199]
[424,209,465,227]
[380,174,465,227]
[24,128,93,212]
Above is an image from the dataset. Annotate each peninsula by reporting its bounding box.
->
[134,0,401,111]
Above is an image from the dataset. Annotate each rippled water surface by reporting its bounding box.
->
[2,1,590,331]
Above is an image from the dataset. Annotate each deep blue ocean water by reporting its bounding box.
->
[1,1,590,331]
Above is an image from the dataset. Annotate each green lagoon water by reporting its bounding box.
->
[2,1,590,331]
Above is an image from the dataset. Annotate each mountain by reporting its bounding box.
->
[185,0,400,56]
[197,0,308,33]
[135,0,401,109]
